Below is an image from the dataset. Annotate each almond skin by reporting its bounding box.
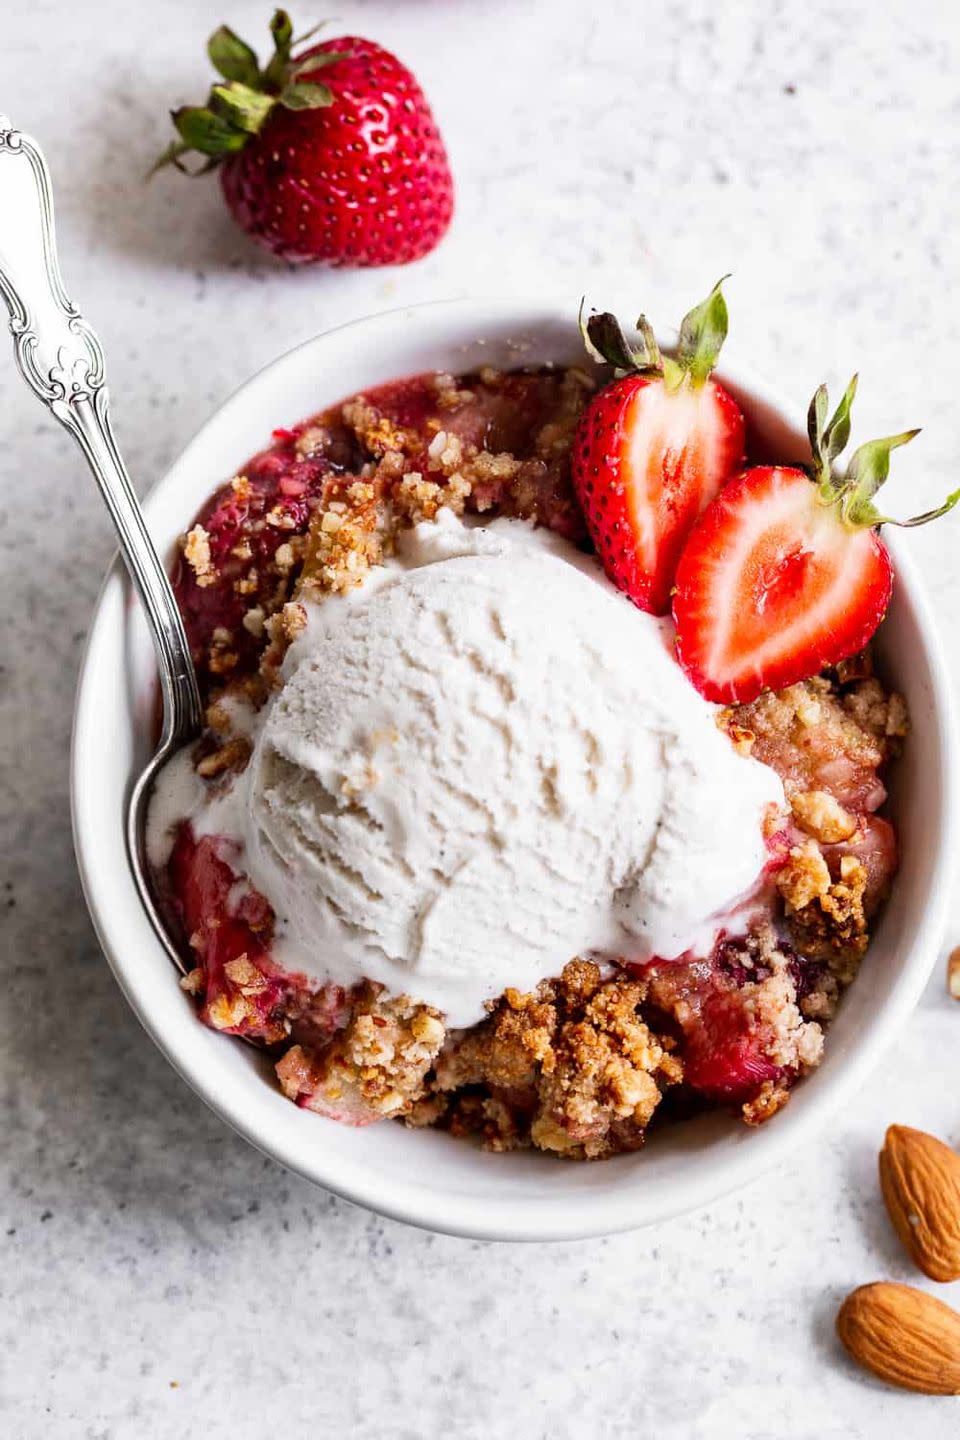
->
[837,1282,960,1394]
[879,1125,960,1282]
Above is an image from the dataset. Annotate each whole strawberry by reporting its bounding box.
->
[156,10,454,266]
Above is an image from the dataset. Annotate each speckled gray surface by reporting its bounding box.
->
[3,1,960,1435]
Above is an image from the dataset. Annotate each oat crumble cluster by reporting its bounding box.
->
[164,364,907,1160]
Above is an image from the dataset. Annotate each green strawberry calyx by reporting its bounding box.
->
[151,9,349,175]
[807,377,959,529]
[579,278,731,393]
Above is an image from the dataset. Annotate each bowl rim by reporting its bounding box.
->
[70,296,957,1240]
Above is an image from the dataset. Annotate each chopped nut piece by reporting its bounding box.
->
[242,606,266,638]
[196,736,252,778]
[223,954,270,994]
[778,840,832,911]
[790,789,857,843]
[274,541,295,573]
[295,425,329,458]
[742,1080,792,1126]
[948,948,960,1000]
[207,991,255,1031]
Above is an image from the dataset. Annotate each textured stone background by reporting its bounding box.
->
[2,1,960,1435]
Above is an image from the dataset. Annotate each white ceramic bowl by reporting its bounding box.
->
[72,299,956,1241]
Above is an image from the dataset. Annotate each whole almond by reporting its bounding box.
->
[837,1282,960,1394]
[879,1125,960,1282]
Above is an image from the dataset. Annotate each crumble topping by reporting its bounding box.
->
[341,396,419,457]
[411,960,683,1160]
[299,481,383,598]
[785,855,869,971]
[165,364,904,1159]
[720,670,906,807]
[778,839,832,912]
[259,601,307,686]
[276,988,445,1123]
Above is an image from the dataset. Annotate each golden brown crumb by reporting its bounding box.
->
[393,470,472,523]
[341,396,418,457]
[195,736,252,779]
[183,524,217,587]
[295,425,330,458]
[724,723,756,756]
[432,371,476,410]
[843,677,909,741]
[426,429,465,472]
[207,626,239,676]
[204,699,233,735]
[721,676,893,797]
[742,1081,792,1126]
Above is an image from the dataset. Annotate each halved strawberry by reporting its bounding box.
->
[572,281,745,613]
[673,378,960,703]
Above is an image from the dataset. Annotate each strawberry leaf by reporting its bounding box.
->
[210,82,276,133]
[579,302,662,375]
[884,487,960,528]
[290,50,351,78]
[207,25,261,87]
[279,81,334,110]
[808,383,829,460]
[171,105,248,157]
[270,8,294,53]
[148,140,194,177]
[809,375,858,494]
[842,430,921,525]
[676,277,730,388]
[291,19,329,48]
[824,375,858,462]
[263,8,295,89]
[804,378,956,533]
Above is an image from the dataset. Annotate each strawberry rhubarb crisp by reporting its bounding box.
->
[149,287,955,1161]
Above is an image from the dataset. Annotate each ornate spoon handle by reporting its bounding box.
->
[0,116,202,744]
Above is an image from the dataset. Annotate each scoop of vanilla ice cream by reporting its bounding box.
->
[238,513,783,1027]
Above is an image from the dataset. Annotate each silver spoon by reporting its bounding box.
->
[0,117,200,976]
